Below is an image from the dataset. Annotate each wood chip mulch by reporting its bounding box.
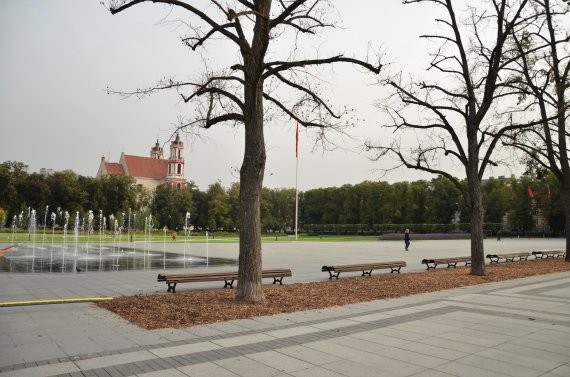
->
[96,259,570,330]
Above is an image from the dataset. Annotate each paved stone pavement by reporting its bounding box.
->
[0,239,569,376]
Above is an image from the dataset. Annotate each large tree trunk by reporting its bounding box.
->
[563,177,570,263]
[468,178,486,275]
[236,80,266,303]
[467,122,486,275]
[557,108,570,263]
[235,1,271,304]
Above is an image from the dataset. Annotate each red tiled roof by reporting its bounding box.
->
[104,162,125,175]
[123,155,169,179]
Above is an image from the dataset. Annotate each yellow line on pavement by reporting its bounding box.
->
[0,297,113,307]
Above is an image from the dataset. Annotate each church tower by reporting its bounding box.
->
[150,139,164,159]
[167,133,186,189]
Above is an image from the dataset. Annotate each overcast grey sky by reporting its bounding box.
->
[0,0,523,190]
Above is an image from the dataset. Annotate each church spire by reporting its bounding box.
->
[167,132,185,189]
[150,139,163,159]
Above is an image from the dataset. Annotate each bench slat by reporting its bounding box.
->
[158,269,292,292]
[421,257,471,270]
[486,252,530,263]
[532,250,565,259]
[321,261,406,279]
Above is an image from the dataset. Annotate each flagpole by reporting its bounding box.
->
[295,122,299,240]
[294,152,299,240]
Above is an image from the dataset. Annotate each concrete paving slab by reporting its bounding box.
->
[177,362,241,377]
[149,341,221,358]
[435,326,515,347]
[213,356,282,377]
[408,370,457,377]
[417,335,487,354]
[265,325,320,339]
[246,350,314,373]
[434,361,512,377]
[0,361,79,377]
[481,343,570,369]
[328,335,390,353]
[137,369,188,377]
[74,350,156,370]
[375,346,449,369]
[455,354,543,377]
[549,363,570,377]
[276,345,341,366]
[288,366,346,377]
[509,337,570,356]
[371,327,430,341]
[321,358,397,377]
[394,340,469,361]
[303,339,371,360]
[347,331,411,347]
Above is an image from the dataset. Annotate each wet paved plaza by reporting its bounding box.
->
[0,238,568,377]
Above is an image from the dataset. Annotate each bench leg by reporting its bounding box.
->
[361,270,372,276]
[425,263,436,270]
[273,276,284,285]
[327,270,340,279]
[447,263,457,268]
[390,267,401,274]
[224,280,235,289]
[465,261,471,266]
[520,256,528,261]
[506,257,514,263]
[490,258,499,264]
[167,283,176,293]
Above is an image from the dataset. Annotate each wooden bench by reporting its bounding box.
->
[486,252,531,264]
[532,249,566,259]
[157,268,292,292]
[321,261,406,279]
[421,257,471,270]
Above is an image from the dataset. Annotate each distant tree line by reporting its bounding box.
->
[0,161,564,235]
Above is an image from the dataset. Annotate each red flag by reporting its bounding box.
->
[528,185,534,199]
[295,122,299,158]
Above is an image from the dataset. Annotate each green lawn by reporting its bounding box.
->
[0,231,383,245]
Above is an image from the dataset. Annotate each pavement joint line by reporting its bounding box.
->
[0,297,113,307]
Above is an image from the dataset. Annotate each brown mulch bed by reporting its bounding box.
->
[97,259,570,330]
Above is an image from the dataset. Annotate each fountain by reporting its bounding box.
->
[73,211,79,272]
[29,209,37,271]
[184,211,190,268]
[86,210,94,271]
[50,211,56,271]
[42,205,49,247]
[163,225,167,269]
[0,207,237,273]
[99,211,105,271]
[11,215,16,244]
[62,211,69,272]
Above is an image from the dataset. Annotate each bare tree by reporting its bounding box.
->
[366,0,531,275]
[503,0,570,261]
[107,0,381,303]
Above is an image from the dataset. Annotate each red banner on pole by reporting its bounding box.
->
[528,185,534,199]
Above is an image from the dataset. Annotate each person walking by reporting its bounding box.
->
[404,229,410,251]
